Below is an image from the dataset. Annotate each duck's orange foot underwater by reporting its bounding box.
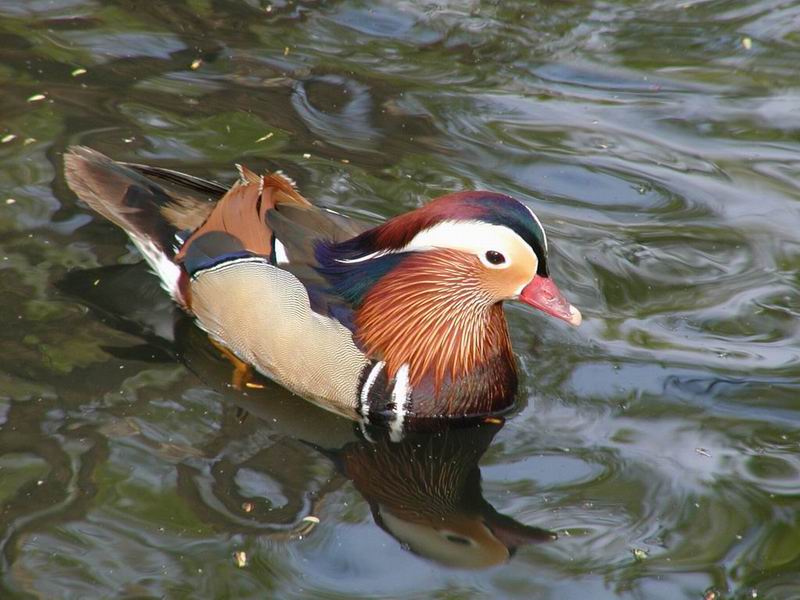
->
[209,338,265,391]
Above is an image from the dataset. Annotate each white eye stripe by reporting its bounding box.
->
[402,220,533,265]
[333,219,541,266]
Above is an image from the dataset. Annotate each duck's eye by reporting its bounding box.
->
[485,250,506,265]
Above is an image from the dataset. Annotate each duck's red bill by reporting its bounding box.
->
[519,276,582,327]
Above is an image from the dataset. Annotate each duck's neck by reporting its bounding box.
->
[355,250,517,416]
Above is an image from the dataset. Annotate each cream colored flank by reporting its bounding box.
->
[190,257,368,417]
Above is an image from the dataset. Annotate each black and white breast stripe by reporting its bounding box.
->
[189,254,271,280]
[357,360,412,442]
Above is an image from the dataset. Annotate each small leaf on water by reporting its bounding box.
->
[296,515,320,536]
[632,548,648,561]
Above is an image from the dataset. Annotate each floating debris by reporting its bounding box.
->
[23,137,36,145]
[190,58,203,70]
[302,153,311,159]
[632,547,648,561]
[71,68,87,77]
[742,37,752,50]
[340,158,350,164]
[296,515,320,537]
[284,46,290,56]
[5,198,16,205]
[27,93,46,102]
[1,134,16,144]
[265,4,273,12]
[242,501,254,513]
[255,132,274,142]
[234,550,248,568]
[483,416,503,425]
[704,590,719,600]
[695,447,711,457]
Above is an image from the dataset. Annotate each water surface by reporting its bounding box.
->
[1,1,800,598]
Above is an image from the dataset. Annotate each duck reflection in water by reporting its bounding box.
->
[59,263,556,569]
[196,394,557,569]
[325,422,556,568]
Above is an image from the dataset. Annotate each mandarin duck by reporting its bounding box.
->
[64,146,580,431]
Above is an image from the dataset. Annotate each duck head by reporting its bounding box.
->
[319,192,579,322]
[317,191,580,414]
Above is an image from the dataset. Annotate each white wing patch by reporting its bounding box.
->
[402,220,536,267]
[334,220,536,267]
[273,239,289,264]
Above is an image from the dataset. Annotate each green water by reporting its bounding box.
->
[1,0,800,598]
